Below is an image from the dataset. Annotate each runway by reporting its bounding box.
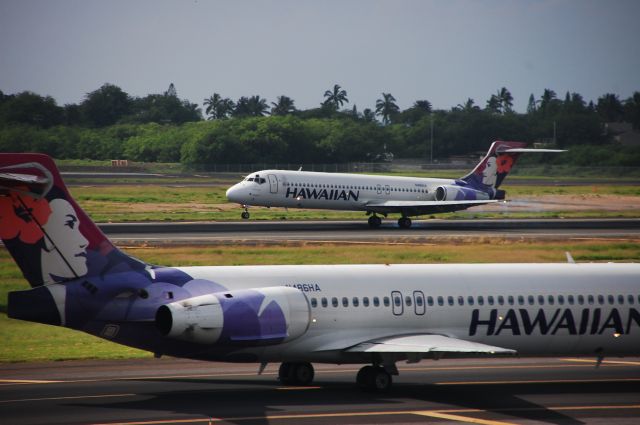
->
[99,218,640,244]
[1,357,639,424]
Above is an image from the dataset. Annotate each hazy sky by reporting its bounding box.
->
[1,0,639,113]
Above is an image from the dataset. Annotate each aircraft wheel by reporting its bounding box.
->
[398,217,412,229]
[356,365,375,389]
[357,365,392,391]
[368,215,382,228]
[292,362,314,385]
[279,362,314,385]
[278,362,292,384]
[241,211,250,220]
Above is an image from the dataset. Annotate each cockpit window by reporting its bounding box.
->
[246,176,266,184]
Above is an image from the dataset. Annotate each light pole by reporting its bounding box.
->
[430,113,434,164]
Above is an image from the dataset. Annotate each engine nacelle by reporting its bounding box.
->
[155,286,310,346]
[435,185,491,201]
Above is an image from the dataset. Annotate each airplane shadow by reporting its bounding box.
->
[69,377,640,425]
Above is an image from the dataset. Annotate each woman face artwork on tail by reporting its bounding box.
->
[481,156,498,187]
[41,198,89,282]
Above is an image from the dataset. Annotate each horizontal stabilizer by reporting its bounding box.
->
[346,334,516,355]
[0,163,53,199]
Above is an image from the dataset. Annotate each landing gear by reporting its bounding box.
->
[368,215,382,228]
[241,207,250,220]
[278,362,315,386]
[356,365,392,392]
[398,216,412,229]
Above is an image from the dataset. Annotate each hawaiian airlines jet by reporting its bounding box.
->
[1,153,638,391]
[226,141,564,228]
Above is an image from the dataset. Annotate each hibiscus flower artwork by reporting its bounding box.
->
[496,154,515,174]
[0,188,52,244]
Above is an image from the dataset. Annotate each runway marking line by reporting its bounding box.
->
[0,379,61,385]
[435,377,640,385]
[89,404,640,425]
[0,393,135,404]
[561,357,640,366]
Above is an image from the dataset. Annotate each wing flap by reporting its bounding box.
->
[346,334,516,355]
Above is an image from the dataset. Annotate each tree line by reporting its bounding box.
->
[1,83,639,168]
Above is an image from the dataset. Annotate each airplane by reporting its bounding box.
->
[1,153,639,392]
[226,141,565,228]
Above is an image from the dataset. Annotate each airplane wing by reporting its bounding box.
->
[364,199,498,215]
[346,334,516,355]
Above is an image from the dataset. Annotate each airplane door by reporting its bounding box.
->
[413,291,425,315]
[391,291,403,316]
[268,174,278,194]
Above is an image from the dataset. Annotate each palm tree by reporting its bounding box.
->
[322,84,348,110]
[362,108,376,122]
[204,93,235,119]
[486,94,501,114]
[526,94,538,114]
[375,93,399,125]
[539,89,557,112]
[414,100,432,113]
[248,95,269,116]
[271,95,296,115]
[455,98,477,112]
[497,87,513,113]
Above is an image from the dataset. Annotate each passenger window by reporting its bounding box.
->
[416,296,424,306]
[528,295,534,305]
[588,295,594,305]
[405,296,412,307]
[311,298,318,308]
[478,296,484,306]
[353,297,359,307]
[628,295,635,305]
[518,295,525,305]
[437,296,444,306]
[383,297,390,307]
[467,296,474,306]
[373,297,380,307]
[458,296,464,305]
[577,295,584,305]
[548,295,555,305]
[394,295,401,307]
[497,296,504,305]
[508,295,514,305]
[607,295,614,305]
[447,296,454,306]
[618,295,624,304]
[597,295,604,305]
[558,295,564,305]
[332,297,338,307]
[342,297,349,307]
[363,297,370,307]
[321,297,328,308]
[428,296,434,306]
[567,295,573,305]
[487,296,494,306]
[538,295,544,305]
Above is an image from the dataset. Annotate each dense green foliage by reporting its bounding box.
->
[1,84,639,167]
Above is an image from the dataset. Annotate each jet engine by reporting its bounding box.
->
[435,185,491,201]
[155,286,310,346]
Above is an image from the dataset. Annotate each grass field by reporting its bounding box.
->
[66,183,640,222]
[1,240,639,363]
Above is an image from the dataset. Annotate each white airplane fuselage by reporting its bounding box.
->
[165,262,639,363]
[226,169,471,211]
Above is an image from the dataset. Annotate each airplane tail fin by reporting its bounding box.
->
[0,153,147,288]
[460,141,564,197]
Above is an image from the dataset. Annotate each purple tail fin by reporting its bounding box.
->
[460,141,527,193]
[0,153,146,287]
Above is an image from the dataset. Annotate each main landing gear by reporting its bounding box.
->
[278,362,315,386]
[397,216,412,229]
[368,215,382,228]
[277,362,393,391]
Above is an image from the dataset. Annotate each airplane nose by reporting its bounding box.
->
[226,184,241,203]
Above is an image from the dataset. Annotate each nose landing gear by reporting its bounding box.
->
[241,206,250,220]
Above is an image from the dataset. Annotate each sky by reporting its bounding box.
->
[1,0,639,113]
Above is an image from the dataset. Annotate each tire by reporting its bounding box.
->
[372,368,392,392]
[292,362,314,385]
[368,216,382,228]
[356,365,375,389]
[278,362,292,385]
[398,217,412,229]
[241,211,250,219]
